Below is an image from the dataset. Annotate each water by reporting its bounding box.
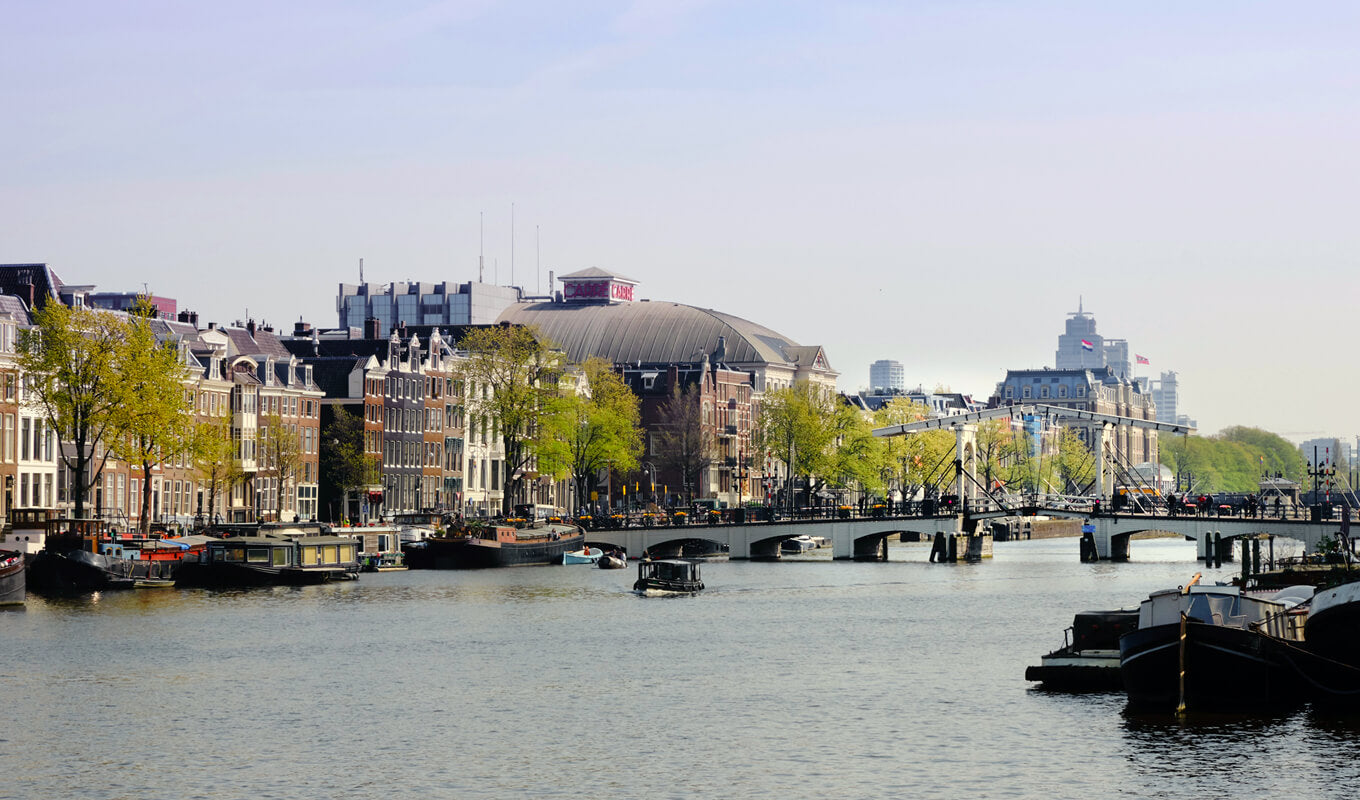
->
[4,537,1360,799]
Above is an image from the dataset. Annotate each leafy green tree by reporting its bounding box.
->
[1054,426,1096,494]
[760,382,828,507]
[872,398,954,504]
[545,358,643,510]
[259,412,304,522]
[974,418,1022,492]
[320,406,378,522]
[1159,427,1307,493]
[458,324,564,516]
[822,395,882,497]
[109,309,194,532]
[655,381,715,503]
[759,382,868,506]
[192,416,241,524]
[18,303,133,520]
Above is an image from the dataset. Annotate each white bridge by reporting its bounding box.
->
[580,508,1350,563]
[584,515,975,561]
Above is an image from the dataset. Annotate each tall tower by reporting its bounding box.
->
[1056,299,1105,371]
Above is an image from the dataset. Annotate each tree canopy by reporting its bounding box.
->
[18,303,147,519]
[543,358,643,510]
[871,398,954,502]
[1159,427,1306,493]
[109,309,194,532]
[458,324,564,516]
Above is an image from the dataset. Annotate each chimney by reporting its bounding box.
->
[293,320,312,336]
[364,317,381,340]
[246,319,256,337]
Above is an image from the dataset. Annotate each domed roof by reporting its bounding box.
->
[495,299,833,374]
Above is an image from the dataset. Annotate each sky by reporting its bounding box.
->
[4,1,1358,441]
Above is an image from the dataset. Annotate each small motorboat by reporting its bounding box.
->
[598,552,627,569]
[1025,608,1138,690]
[780,535,817,554]
[133,578,176,589]
[563,547,603,565]
[633,559,703,595]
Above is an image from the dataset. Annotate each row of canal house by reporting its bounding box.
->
[70,317,326,529]
[0,279,326,528]
[281,320,575,523]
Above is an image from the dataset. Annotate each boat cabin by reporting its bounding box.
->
[634,558,704,594]
[203,536,358,570]
[1,508,53,555]
[1139,584,1301,640]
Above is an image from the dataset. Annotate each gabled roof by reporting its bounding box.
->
[0,294,31,322]
[0,263,63,310]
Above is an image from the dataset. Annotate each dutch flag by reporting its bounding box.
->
[1080,339,1094,351]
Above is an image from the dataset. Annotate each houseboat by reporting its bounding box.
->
[26,516,185,595]
[403,521,584,569]
[633,559,704,596]
[0,549,24,605]
[1118,581,1308,711]
[176,532,361,587]
[1025,608,1139,690]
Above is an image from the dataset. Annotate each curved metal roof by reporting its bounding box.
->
[496,300,824,370]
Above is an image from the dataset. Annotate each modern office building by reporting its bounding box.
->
[336,281,522,333]
[869,359,905,393]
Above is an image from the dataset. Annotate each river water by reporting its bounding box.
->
[4,537,1359,799]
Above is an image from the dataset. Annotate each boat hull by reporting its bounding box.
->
[0,551,25,605]
[1304,581,1360,667]
[27,550,174,595]
[175,561,349,588]
[1024,649,1122,691]
[405,531,584,569]
[1119,621,1302,711]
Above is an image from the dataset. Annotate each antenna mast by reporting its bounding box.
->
[360,257,364,283]
[478,212,485,283]
[536,224,541,295]
[510,202,515,288]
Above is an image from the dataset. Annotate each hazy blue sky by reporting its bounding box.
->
[4,2,1358,440]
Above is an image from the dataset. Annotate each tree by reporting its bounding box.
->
[759,382,840,508]
[192,416,241,525]
[259,412,304,522]
[1160,427,1307,493]
[544,359,643,511]
[458,324,564,516]
[320,407,378,522]
[974,418,1023,494]
[1053,426,1096,494]
[109,306,194,533]
[655,381,715,503]
[872,398,953,504]
[820,395,881,498]
[18,303,133,520]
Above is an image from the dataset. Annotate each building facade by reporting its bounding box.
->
[868,359,905,393]
[991,367,1158,470]
[336,281,521,331]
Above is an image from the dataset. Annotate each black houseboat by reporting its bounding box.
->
[403,522,583,569]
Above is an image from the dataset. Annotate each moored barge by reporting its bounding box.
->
[403,522,584,569]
